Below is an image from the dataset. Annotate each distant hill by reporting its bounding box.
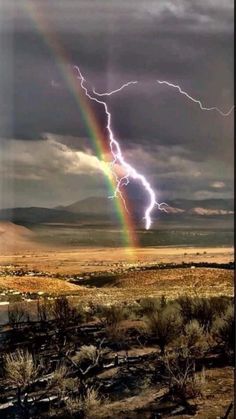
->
[0,197,233,229]
[0,221,33,237]
[0,221,37,251]
[167,198,234,211]
[60,197,117,215]
[0,207,81,224]
[60,197,234,214]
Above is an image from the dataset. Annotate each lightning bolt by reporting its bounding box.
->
[74,66,168,230]
[157,80,234,116]
[74,68,233,229]
[92,80,138,96]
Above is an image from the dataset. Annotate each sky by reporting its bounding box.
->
[0,0,234,209]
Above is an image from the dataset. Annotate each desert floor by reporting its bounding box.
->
[0,245,234,418]
[0,245,233,301]
[0,245,233,271]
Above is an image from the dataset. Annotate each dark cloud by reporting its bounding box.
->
[0,0,233,206]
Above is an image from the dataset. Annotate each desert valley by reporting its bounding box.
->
[0,214,234,418]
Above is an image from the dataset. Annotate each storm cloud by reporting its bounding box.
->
[0,0,233,207]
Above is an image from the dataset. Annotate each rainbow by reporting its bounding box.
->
[24,1,139,250]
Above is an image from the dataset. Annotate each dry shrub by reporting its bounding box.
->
[53,296,76,323]
[5,349,38,388]
[145,304,182,354]
[212,305,234,351]
[185,320,203,347]
[50,364,68,386]
[183,320,209,356]
[193,298,217,330]
[119,302,140,320]
[66,388,104,418]
[165,351,202,402]
[52,296,86,328]
[209,296,232,316]
[106,322,126,344]
[83,387,102,417]
[101,305,127,325]
[178,296,232,332]
[177,296,194,323]
[100,305,128,344]
[37,298,53,322]
[8,304,28,327]
[74,302,88,323]
[65,396,82,416]
[177,296,217,330]
[138,296,167,317]
[74,345,98,365]
[88,303,105,318]
[194,366,206,392]
[4,351,72,409]
[4,349,38,408]
[49,364,77,401]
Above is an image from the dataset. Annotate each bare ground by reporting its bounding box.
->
[0,246,233,302]
[0,246,233,273]
[93,367,234,418]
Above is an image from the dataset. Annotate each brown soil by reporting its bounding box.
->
[0,276,82,294]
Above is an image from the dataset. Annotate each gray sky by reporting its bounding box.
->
[0,0,234,208]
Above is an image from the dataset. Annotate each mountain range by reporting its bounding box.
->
[0,197,233,229]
